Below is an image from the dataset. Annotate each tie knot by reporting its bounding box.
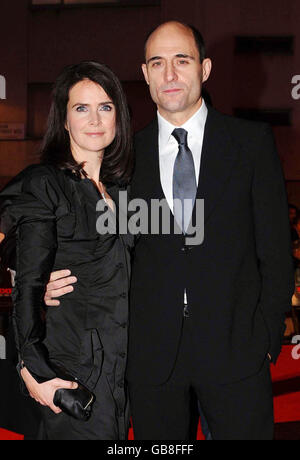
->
[172,128,188,146]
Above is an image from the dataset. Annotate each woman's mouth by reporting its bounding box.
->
[85,132,104,137]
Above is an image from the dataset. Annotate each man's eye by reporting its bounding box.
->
[152,61,162,67]
[178,60,188,65]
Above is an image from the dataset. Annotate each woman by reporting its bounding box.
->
[0,61,134,440]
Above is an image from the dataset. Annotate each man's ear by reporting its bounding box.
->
[142,63,150,86]
[202,58,212,83]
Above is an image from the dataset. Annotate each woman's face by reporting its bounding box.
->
[65,79,116,160]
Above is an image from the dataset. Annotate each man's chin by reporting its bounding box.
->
[159,102,187,115]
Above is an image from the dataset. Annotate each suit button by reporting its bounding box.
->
[119,353,126,359]
[121,323,127,329]
[117,263,124,269]
[120,292,127,299]
[118,382,124,388]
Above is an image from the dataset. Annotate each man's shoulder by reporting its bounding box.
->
[132,108,272,154]
[133,108,269,139]
[209,106,270,138]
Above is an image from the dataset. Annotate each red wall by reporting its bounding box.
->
[1,0,300,201]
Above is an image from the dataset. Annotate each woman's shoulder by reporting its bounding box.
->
[0,164,66,214]
[19,163,60,187]
[0,166,59,236]
[20,164,74,197]
[1,163,59,192]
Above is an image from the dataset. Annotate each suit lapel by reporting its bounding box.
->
[196,106,240,223]
[136,119,166,202]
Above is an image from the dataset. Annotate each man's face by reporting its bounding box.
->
[142,23,212,124]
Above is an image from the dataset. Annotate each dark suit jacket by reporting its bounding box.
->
[127,105,294,385]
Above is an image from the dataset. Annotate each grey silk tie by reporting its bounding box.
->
[172,128,197,234]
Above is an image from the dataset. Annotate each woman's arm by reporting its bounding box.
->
[12,173,59,382]
[1,168,77,412]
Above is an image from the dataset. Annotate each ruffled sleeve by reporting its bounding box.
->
[0,165,59,381]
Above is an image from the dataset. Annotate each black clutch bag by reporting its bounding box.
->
[52,363,95,422]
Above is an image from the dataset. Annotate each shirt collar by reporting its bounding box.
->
[158,99,208,151]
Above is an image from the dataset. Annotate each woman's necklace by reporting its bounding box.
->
[98,180,114,212]
[98,181,107,203]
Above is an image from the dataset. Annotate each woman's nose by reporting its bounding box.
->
[89,111,102,125]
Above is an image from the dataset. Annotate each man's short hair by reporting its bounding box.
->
[144,21,206,63]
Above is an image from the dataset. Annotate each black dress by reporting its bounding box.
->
[0,164,134,440]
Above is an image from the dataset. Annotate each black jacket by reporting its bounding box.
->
[127,106,294,385]
[0,165,134,389]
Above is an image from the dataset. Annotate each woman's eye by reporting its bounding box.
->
[76,106,87,112]
[100,105,113,112]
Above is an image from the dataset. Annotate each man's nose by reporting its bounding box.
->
[164,62,178,82]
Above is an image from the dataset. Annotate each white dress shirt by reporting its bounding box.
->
[157,100,208,213]
[157,100,208,308]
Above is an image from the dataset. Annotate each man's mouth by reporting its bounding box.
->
[163,88,182,94]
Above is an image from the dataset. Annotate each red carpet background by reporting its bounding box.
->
[1,345,299,440]
[0,429,24,441]
[271,345,300,424]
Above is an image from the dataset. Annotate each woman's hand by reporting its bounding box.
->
[21,367,78,414]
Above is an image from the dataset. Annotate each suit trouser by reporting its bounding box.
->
[129,318,274,440]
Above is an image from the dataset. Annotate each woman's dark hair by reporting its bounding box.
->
[40,61,133,185]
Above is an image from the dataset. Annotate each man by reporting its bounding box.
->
[44,21,294,440]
